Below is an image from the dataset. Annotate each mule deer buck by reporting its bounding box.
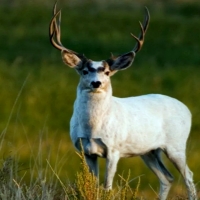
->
[49,3,197,200]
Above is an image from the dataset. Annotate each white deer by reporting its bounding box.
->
[49,3,197,200]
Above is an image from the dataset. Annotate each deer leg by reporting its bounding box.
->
[141,151,172,200]
[153,149,174,183]
[75,138,99,176]
[166,149,197,200]
[104,150,120,190]
[84,154,99,177]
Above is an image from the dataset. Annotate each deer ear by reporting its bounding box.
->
[109,52,135,71]
[61,50,81,68]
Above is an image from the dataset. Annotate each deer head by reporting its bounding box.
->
[49,2,150,93]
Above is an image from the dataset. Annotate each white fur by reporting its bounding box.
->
[69,60,197,200]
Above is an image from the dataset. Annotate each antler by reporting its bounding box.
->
[49,2,150,65]
[49,2,85,59]
[131,7,150,53]
[108,7,150,62]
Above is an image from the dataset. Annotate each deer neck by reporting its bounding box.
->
[75,83,112,136]
[77,83,112,112]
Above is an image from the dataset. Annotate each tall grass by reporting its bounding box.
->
[0,139,144,200]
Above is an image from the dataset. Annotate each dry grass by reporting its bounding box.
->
[0,151,143,200]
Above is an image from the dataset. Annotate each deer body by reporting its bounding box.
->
[49,4,197,200]
[71,91,191,158]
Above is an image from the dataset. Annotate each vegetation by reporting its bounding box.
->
[0,149,143,199]
[0,0,200,199]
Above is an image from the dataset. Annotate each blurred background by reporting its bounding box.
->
[0,0,200,198]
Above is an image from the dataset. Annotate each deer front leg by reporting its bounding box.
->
[84,154,99,177]
[104,150,120,190]
[75,138,99,176]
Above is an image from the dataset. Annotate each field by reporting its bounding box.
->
[0,0,200,199]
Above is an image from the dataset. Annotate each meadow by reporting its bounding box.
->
[0,0,200,199]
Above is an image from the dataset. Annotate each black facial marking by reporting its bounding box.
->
[88,66,96,73]
[81,60,95,73]
[87,65,105,73]
[82,70,88,75]
[97,67,105,73]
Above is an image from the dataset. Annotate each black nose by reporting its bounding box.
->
[91,81,101,88]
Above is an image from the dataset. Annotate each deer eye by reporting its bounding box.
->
[83,70,88,75]
[105,71,110,76]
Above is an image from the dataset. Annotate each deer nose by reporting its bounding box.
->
[91,81,101,88]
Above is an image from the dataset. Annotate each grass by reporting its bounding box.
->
[0,0,200,199]
[0,147,144,200]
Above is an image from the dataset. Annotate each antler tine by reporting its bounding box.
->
[49,2,78,55]
[49,8,63,51]
[54,11,63,47]
[53,1,57,15]
[49,1,58,39]
[53,3,63,48]
[131,7,150,53]
[143,7,150,32]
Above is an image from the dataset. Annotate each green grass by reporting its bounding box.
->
[0,1,200,199]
